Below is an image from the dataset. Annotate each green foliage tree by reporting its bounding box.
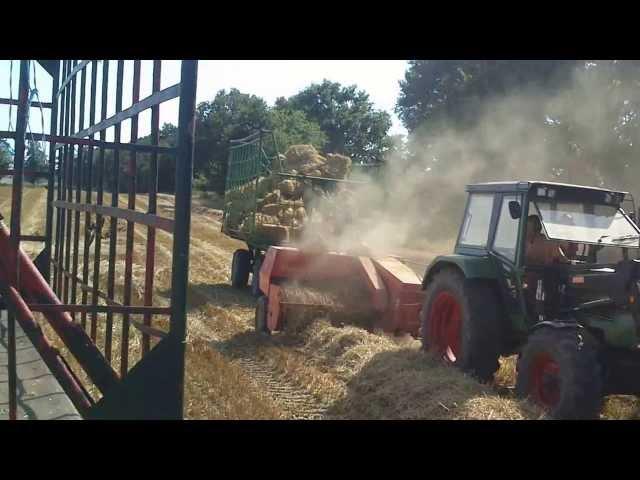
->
[87,81,396,197]
[396,60,578,133]
[129,122,178,194]
[267,107,327,153]
[25,140,47,183]
[195,89,270,193]
[0,140,11,174]
[279,80,393,164]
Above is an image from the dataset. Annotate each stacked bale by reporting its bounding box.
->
[325,153,352,179]
[283,145,325,176]
[235,144,353,243]
[281,145,352,179]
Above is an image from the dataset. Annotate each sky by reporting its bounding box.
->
[0,60,409,147]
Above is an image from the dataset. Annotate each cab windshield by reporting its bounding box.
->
[534,200,639,248]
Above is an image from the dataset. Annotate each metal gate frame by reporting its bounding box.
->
[0,60,198,419]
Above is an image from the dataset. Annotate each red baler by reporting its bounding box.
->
[255,246,424,336]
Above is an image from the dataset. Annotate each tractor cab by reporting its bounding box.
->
[454,181,640,336]
[523,193,640,324]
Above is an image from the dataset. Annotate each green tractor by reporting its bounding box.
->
[420,181,640,419]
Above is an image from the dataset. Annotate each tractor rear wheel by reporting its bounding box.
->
[231,249,251,288]
[516,327,603,419]
[255,295,271,336]
[420,269,503,382]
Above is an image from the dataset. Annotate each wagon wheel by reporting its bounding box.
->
[231,249,251,288]
[255,295,271,336]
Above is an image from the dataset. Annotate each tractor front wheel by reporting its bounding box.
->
[516,327,603,419]
[420,269,503,382]
[231,249,251,288]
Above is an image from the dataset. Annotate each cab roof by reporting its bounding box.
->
[466,180,629,196]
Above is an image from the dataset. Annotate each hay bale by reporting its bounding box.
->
[279,207,295,226]
[295,206,307,222]
[226,147,353,244]
[278,179,295,196]
[278,199,305,209]
[263,190,280,205]
[284,145,327,174]
[278,179,303,199]
[260,203,282,216]
[299,157,327,175]
[256,224,290,243]
[284,145,317,168]
[325,153,352,179]
[256,213,280,225]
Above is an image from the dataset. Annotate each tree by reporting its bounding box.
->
[194,89,271,193]
[280,80,393,164]
[267,107,327,153]
[395,60,578,133]
[0,140,11,175]
[129,122,178,194]
[392,60,640,241]
[395,60,596,184]
[25,141,47,183]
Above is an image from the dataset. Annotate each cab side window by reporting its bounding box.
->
[493,195,521,262]
[459,193,494,247]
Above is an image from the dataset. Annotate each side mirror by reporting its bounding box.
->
[508,200,522,220]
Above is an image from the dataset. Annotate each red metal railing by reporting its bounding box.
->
[0,60,197,419]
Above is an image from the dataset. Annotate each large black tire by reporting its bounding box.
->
[516,327,603,419]
[251,254,263,297]
[231,249,251,288]
[255,295,271,336]
[420,268,503,382]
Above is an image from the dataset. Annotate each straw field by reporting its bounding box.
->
[1,185,639,420]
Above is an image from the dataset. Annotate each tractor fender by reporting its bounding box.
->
[422,254,499,290]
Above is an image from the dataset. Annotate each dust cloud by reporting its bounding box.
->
[300,63,640,261]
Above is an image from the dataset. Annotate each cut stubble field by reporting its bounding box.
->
[1,185,639,420]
